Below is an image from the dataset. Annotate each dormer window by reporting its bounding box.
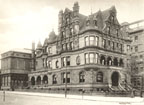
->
[94,20,97,26]
[86,20,90,26]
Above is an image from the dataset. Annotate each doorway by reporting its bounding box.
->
[111,72,119,86]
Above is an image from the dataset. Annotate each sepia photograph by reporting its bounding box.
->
[0,0,144,105]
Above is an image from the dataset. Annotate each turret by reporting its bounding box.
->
[73,2,79,14]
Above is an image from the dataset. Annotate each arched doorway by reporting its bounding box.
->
[31,77,35,85]
[43,75,48,84]
[111,72,119,86]
[36,76,41,85]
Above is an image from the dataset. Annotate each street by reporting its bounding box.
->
[0,91,144,105]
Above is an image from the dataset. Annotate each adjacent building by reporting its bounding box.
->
[28,2,131,94]
[0,49,32,90]
[124,20,144,90]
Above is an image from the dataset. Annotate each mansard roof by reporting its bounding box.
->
[76,6,118,32]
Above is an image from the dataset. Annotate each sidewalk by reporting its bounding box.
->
[2,91,144,103]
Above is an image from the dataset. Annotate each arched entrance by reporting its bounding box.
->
[31,77,35,85]
[111,72,119,86]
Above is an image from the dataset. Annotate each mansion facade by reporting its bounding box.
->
[28,2,132,93]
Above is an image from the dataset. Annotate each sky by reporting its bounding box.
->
[0,0,144,54]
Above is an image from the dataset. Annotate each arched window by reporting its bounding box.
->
[85,36,89,46]
[48,61,52,69]
[119,58,124,67]
[43,75,48,84]
[52,74,57,84]
[102,39,106,48]
[36,76,41,85]
[56,60,59,68]
[79,71,85,83]
[31,77,35,85]
[114,57,118,66]
[76,56,81,65]
[97,72,103,82]
[100,56,106,65]
[107,57,112,66]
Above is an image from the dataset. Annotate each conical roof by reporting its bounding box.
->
[36,40,42,50]
[48,30,57,43]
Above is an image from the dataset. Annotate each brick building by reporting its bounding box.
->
[123,20,144,90]
[28,2,132,94]
[0,49,32,90]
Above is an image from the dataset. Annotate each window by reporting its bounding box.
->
[62,72,70,83]
[76,56,81,65]
[85,36,89,46]
[90,36,95,46]
[70,42,73,50]
[62,56,70,67]
[79,72,85,83]
[114,58,118,66]
[95,36,99,46]
[111,16,114,22]
[107,27,110,34]
[46,58,49,67]
[62,44,66,50]
[62,57,66,67]
[127,45,130,52]
[85,53,89,64]
[120,44,123,52]
[107,57,112,66]
[102,39,106,48]
[46,47,49,53]
[97,72,103,82]
[66,56,70,66]
[48,61,52,69]
[94,20,97,26]
[52,74,57,84]
[86,20,90,26]
[66,43,69,50]
[43,58,45,67]
[135,46,138,52]
[100,56,106,65]
[112,42,115,50]
[67,72,70,83]
[135,36,138,41]
[119,59,124,67]
[116,29,118,36]
[62,31,65,38]
[89,53,94,63]
[95,53,98,64]
[56,60,59,68]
